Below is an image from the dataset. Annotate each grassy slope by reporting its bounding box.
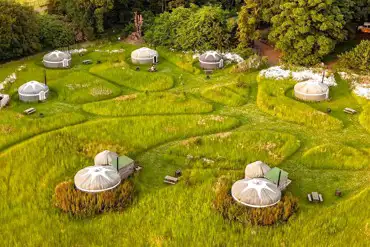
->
[0,42,370,246]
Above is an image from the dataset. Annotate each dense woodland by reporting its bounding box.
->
[0,0,369,66]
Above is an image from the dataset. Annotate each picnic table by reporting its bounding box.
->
[307,192,323,203]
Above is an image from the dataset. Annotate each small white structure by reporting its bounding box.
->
[18,81,49,102]
[43,50,72,68]
[94,150,119,166]
[199,51,224,70]
[231,178,281,208]
[131,47,159,64]
[0,94,10,109]
[74,166,121,193]
[245,161,271,179]
[294,81,329,102]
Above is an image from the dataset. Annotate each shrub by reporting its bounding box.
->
[231,54,268,73]
[213,176,299,226]
[54,180,135,217]
[337,40,370,72]
[39,14,75,49]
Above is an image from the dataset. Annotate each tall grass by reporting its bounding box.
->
[82,92,213,116]
[201,83,249,106]
[302,144,370,170]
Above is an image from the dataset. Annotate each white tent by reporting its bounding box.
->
[18,81,49,102]
[294,81,329,102]
[231,178,281,208]
[0,94,10,109]
[245,161,271,179]
[43,50,72,68]
[199,51,224,70]
[131,47,159,64]
[94,150,119,166]
[74,166,121,193]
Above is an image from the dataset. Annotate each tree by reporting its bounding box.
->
[0,1,41,61]
[237,0,261,48]
[269,0,347,65]
[39,14,75,48]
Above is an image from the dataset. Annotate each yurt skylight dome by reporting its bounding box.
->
[199,51,224,70]
[294,81,329,102]
[74,166,121,193]
[131,47,159,64]
[43,50,72,68]
[231,178,281,208]
[18,81,49,102]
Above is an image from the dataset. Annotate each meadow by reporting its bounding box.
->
[0,42,369,246]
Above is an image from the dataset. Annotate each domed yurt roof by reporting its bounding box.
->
[245,161,271,179]
[199,51,222,63]
[94,150,119,166]
[74,166,121,193]
[43,50,71,62]
[18,81,49,96]
[294,81,329,95]
[231,178,281,208]
[131,47,158,60]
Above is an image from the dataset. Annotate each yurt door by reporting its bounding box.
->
[62,59,68,67]
[39,91,46,101]
[219,59,224,68]
[153,56,157,64]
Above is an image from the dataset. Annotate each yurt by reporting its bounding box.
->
[18,81,49,102]
[294,81,329,102]
[199,51,224,70]
[245,161,271,179]
[131,47,159,64]
[43,50,72,68]
[74,166,121,193]
[0,94,10,109]
[231,178,281,208]
[94,150,119,166]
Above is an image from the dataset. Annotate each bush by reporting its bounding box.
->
[213,176,298,226]
[39,14,75,49]
[0,1,41,61]
[337,40,370,72]
[54,180,135,217]
[231,54,268,73]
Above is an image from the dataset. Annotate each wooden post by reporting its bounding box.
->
[277,170,281,187]
[44,70,47,85]
[116,156,119,172]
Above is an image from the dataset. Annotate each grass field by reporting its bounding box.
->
[0,41,370,246]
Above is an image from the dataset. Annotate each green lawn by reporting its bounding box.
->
[0,41,370,246]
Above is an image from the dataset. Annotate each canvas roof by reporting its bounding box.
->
[264,167,288,184]
[111,155,134,170]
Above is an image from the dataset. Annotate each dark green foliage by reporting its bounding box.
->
[0,1,41,61]
[269,0,347,65]
[39,14,75,49]
[145,5,237,51]
[213,176,299,226]
[54,180,135,217]
[337,40,370,72]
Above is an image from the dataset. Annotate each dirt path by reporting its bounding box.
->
[254,40,282,65]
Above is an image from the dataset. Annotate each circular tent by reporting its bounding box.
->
[94,150,119,166]
[74,166,121,193]
[131,47,159,64]
[199,51,224,70]
[294,81,329,102]
[245,161,271,179]
[18,81,49,102]
[231,178,281,208]
[43,50,72,68]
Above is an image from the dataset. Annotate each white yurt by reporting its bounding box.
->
[94,150,119,166]
[231,178,281,208]
[294,81,329,102]
[43,50,72,68]
[131,47,159,64]
[74,166,121,193]
[18,81,49,102]
[245,161,271,179]
[199,51,224,70]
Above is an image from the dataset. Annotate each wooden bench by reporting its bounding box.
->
[307,194,312,202]
[164,175,178,185]
[24,108,36,115]
[344,108,357,114]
